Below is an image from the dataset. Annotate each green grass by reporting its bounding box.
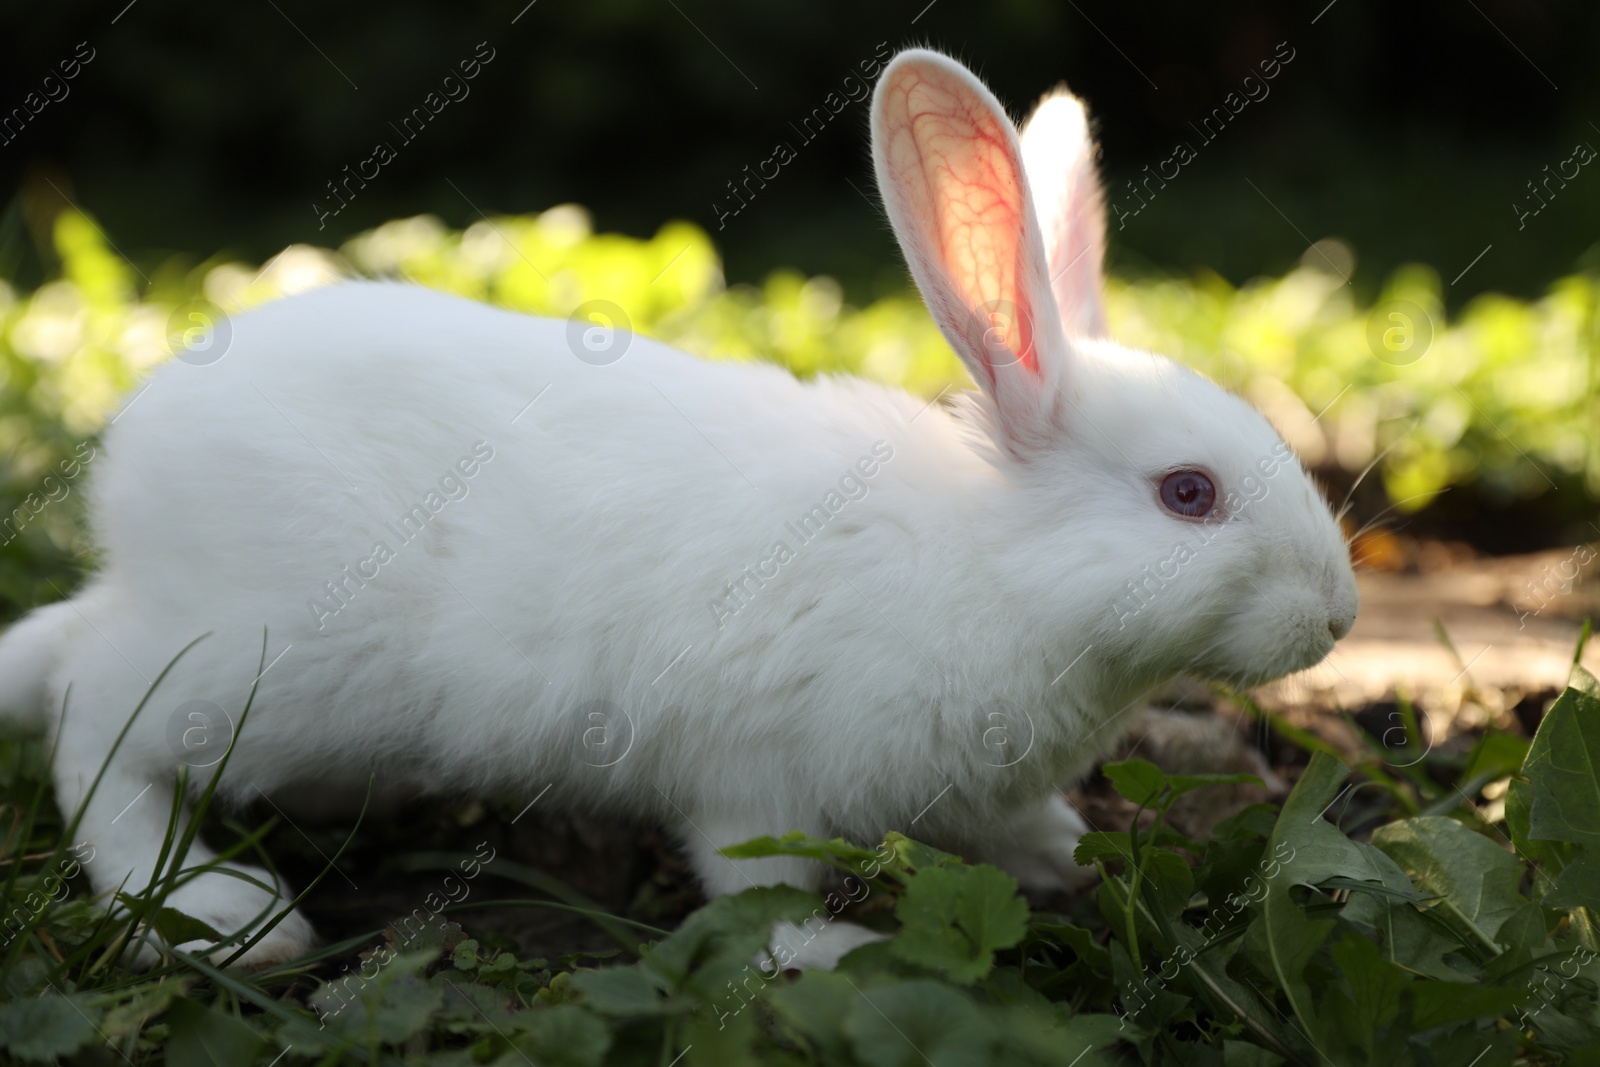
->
[0,633,1596,1064]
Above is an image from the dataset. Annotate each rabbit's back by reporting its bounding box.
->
[74,282,994,804]
[95,282,929,601]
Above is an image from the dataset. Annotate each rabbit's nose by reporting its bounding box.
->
[1323,565,1358,641]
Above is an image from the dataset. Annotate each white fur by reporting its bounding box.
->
[0,50,1356,966]
[1020,90,1109,338]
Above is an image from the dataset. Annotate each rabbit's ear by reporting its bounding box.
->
[872,50,1068,447]
[1019,91,1108,339]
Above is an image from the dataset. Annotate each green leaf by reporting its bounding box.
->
[681,993,763,1066]
[432,977,513,1026]
[891,864,1029,984]
[1544,848,1600,910]
[1074,831,1135,866]
[1408,980,1521,1030]
[1516,668,1593,908]
[1421,1026,1518,1066]
[1212,803,1282,841]
[719,831,885,880]
[388,918,465,955]
[885,832,967,873]
[1321,933,1408,1056]
[165,997,266,1067]
[316,961,444,1045]
[372,974,445,1043]
[1506,777,1575,884]
[1372,816,1528,944]
[767,971,858,1065]
[1103,759,1263,813]
[1162,928,1305,1062]
[1109,938,1190,1035]
[1165,772,1266,798]
[1264,753,1403,890]
[149,905,225,947]
[1104,759,1168,807]
[101,983,180,1040]
[1143,850,1195,921]
[452,938,479,970]
[570,967,666,1016]
[1253,891,1335,1039]
[0,994,100,1062]
[500,1005,610,1067]
[1463,731,1530,784]
[1342,889,1477,982]
[1223,1041,1287,1066]
[1076,825,1196,870]
[841,980,994,1067]
[1523,666,1600,848]
[641,885,819,990]
[996,1005,1125,1067]
[1255,753,1351,1036]
[1030,921,1111,972]
[1257,755,1420,995]
[1486,902,1549,966]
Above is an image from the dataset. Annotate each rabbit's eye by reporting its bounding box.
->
[1159,469,1216,518]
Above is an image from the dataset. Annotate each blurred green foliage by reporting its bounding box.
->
[1,206,1596,618]
[11,0,1600,309]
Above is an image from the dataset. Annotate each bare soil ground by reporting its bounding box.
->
[1264,541,1599,721]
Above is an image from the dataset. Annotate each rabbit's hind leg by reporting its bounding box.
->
[974,791,1099,892]
[51,700,315,968]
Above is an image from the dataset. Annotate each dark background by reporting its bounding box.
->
[1,0,1595,307]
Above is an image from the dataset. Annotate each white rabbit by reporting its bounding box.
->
[0,49,1356,970]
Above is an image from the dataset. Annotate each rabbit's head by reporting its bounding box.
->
[872,50,1356,690]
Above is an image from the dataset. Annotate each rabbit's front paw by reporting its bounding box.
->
[156,868,316,969]
[193,909,317,969]
[982,792,1098,893]
[766,919,886,971]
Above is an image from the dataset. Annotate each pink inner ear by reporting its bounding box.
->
[882,63,1038,379]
